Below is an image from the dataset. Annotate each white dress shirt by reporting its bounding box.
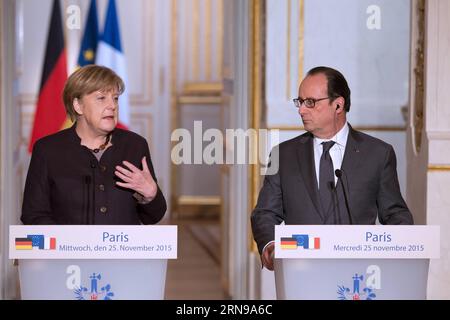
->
[313,122,349,188]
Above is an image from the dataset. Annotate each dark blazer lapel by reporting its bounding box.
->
[296,133,324,221]
[341,124,363,188]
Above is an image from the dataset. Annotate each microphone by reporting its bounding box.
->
[335,169,353,224]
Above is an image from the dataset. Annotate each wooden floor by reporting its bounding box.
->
[164,219,228,300]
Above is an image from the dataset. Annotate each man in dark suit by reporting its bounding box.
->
[251,66,413,270]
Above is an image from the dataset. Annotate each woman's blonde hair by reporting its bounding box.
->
[63,65,125,121]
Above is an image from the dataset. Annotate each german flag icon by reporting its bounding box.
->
[15,238,32,250]
[280,237,298,249]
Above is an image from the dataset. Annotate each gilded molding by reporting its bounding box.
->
[205,0,212,80]
[178,82,223,104]
[217,0,224,78]
[178,195,222,206]
[267,125,406,132]
[412,0,426,154]
[177,96,222,105]
[182,82,223,95]
[170,0,179,214]
[193,0,200,80]
[428,165,450,172]
[249,0,265,253]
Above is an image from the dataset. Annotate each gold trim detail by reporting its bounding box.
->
[193,0,200,80]
[205,0,212,80]
[412,0,425,154]
[178,96,222,104]
[428,165,450,172]
[182,82,223,95]
[267,125,406,132]
[249,0,265,253]
[217,0,224,78]
[170,0,179,215]
[178,195,222,206]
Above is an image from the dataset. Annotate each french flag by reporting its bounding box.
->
[309,237,320,250]
[95,0,130,129]
[44,237,57,250]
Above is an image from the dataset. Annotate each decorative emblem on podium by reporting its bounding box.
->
[74,273,115,300]
[337,273,376,300]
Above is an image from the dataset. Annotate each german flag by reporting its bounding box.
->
[15,238,32,250]
[28,0,68,152]
[280,237,298,249]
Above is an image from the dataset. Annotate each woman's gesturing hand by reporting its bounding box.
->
[115,156,157,200]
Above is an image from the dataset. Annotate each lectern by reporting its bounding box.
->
[274,225,439,300]
[10,225,177,300]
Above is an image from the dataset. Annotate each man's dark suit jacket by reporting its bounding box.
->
[21,125,167,225]
[251,125,413,254]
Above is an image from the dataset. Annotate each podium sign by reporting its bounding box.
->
[274,225,439,300]
[9,225,177,300]
[10,225,177,259]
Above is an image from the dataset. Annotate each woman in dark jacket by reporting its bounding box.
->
[21,65,166,225]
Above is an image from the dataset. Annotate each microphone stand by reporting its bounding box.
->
[335,169,353,224]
